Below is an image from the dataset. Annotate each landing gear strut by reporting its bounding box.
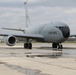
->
[52,43,63,49]
[24,43,32,49]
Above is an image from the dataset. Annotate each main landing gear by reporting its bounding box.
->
[24,43,32,49]
[52,43,63,49]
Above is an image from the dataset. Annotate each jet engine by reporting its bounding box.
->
[4,35,17,46]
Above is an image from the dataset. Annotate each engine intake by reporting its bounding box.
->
[4,35,17,46]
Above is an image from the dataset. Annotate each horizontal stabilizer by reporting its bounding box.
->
[2,28,25,33]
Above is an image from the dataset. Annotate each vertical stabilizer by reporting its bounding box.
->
[24,0,31,27]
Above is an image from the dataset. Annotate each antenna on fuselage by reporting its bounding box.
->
[24,0,31,27]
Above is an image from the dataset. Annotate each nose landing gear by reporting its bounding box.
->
[52,43,63,49]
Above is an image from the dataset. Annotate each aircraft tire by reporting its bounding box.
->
[52,43,57,48]
[24,43,28,49]
[28,43,32,49]
[24,43,32,49]
[58,44,63,49]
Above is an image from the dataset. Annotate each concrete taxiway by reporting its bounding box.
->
[0,43,76,75]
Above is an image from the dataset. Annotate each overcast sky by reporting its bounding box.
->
[0,0,76,34]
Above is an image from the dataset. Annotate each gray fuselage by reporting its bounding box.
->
[26,22,70,43]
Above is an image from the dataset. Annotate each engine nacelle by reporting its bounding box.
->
[4,35,17,46]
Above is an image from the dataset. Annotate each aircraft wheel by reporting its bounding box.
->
[52,43,63,49]
[24,43,28,49]
[58,44,63,49]
[28,43,32,49]
[24,43,32,49]
[60,45,63,49]
[52,43,58,48]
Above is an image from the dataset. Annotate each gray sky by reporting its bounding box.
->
[0,0,76,34]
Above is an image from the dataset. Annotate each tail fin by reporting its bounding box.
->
[24,0,31,27]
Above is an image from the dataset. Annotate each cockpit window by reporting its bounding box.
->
[55,26,70,38]
[56,26,68,29]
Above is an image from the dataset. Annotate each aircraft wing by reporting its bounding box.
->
[70,35,76,37]
[0,33,44,40]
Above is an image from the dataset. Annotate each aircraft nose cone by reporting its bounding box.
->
[59,26,70,38]
[63,28,70,38]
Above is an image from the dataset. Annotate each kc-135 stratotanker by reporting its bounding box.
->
[0,21,75,49]
[0,1,75,49]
